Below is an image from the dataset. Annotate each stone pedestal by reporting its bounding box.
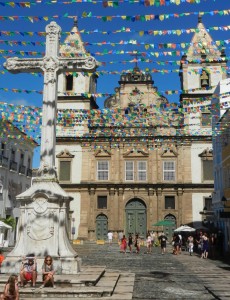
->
[1,176,81,274]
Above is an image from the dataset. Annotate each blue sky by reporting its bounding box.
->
[0,0,229,168]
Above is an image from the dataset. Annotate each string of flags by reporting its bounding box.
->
[0,0,217,9]
[0,83,230,98]
[1,38,230,50]
[0,24,229,37]
[0,9,229,23]
[0,48,229,59]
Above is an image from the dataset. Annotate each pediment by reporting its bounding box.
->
[199,148,213,160]
[123,149,149,157]
[56,149,74,159]
[95,150,111,157]
[161,149,178,158]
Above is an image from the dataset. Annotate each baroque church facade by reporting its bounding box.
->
[55,17,227,240]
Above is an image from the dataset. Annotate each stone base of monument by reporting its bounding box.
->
[1,257,81,275]
[1,176,82,275]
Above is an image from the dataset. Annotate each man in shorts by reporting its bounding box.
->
[20,255,37,288]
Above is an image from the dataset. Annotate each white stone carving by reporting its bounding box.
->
[4,21,97,178]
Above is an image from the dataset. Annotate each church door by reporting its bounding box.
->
[125,199,147,238]
[164,214,176,239]
[96,214,108,240]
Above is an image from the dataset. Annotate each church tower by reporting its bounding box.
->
[180,16,227,134]
[57,17,98,113]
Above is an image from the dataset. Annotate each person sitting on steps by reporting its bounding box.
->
[0,274,19,300]
[40,255,56,289]
[20,255,37,288]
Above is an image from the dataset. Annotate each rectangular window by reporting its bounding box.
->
[125,161,134,181]
[59,161,71,181]
[204,197,212,211]
[66,75,73,91]
[97,196,107,209]
[203,160,214,181]
[137,161,147,181]
[97,161,109,180]
[201,113,211,127]
[163,161,175,181]
[165,196,175,209]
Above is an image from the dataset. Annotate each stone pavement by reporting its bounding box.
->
[75,242,230,300]
[1,242,230,299]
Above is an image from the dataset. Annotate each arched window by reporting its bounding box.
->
[66,74,73,91]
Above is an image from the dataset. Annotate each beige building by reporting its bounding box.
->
[56,17,227,240]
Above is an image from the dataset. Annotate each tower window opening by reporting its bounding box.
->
[200,70,210,88]
[66,75,73,91]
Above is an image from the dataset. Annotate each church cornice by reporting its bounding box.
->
[60,182,214,191]
[57,135,213,143]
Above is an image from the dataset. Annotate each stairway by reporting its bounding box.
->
[0,266,135,299]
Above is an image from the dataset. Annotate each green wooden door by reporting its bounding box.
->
[125,199,146,238]
[164,214,176,239]
[96,214,108,240]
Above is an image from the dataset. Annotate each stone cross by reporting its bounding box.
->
[4,21,97,178]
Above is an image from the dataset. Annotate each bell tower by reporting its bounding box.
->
[57,17,98,112]
[180,16,228,134]
[56,17,99,137]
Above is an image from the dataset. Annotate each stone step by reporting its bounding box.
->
[0,266,106,287]
[0,268,133,299]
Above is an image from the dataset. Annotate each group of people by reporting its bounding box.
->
[172,231,221,259]
[0,254,55,300]
[119,233,141,254]
[108,230,222,258]
[117,231,168,255]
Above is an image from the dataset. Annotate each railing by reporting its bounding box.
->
[27,168,32,177]
[0,155,8,168]
[19,165,26,175]
[10,161,18,172]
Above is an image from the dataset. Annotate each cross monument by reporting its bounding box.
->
[1,21,97,274]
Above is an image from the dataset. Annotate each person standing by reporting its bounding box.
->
[187,235,194,256]
[201,233,209,259]
[107,231,113,246]
[128,233,133,253]
[158,232,168,255]
[118,231,123,243]
[134,234,141,254]
[146,233,152,254]
[121,235,127,254]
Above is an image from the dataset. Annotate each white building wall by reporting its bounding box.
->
[68,192,81,240]
[55,144,82,240]
[186,65,223,92]
[191,143,212,183]
[55,144,82,183]
[192,193,211,223]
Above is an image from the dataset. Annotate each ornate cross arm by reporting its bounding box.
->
[3,57,43,74]
[59,56,98,72]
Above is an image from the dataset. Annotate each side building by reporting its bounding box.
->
[212,78,230,253]
[0,120,38,245]
[56,17,226,240]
